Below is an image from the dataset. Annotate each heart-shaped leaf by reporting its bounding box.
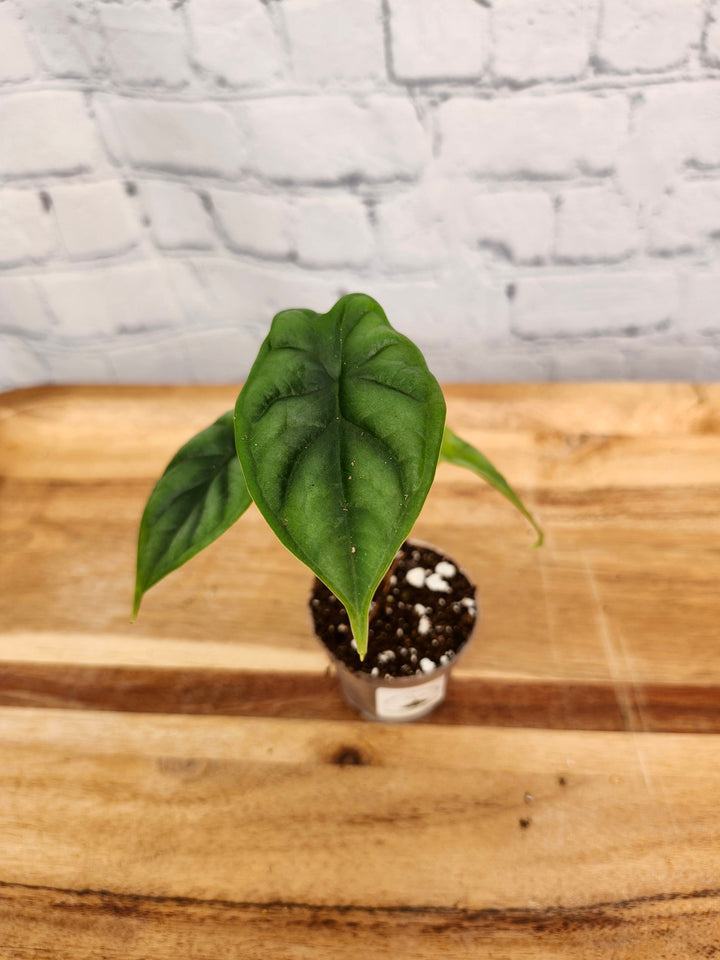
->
[440,426,543,547]
[234,293,446,658]
[134,410,252,617]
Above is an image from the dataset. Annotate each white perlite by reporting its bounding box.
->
[405,567,426,589]
[425,572,452,593]
[419,657,436,674]
[435,561,456,579]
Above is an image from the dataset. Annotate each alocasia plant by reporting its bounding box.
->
[134,293,542,659]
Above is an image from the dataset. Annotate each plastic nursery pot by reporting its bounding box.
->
[310,540,479,723]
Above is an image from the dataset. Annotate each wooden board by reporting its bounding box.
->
[1,383,720,957]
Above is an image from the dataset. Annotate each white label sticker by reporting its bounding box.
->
[375,675,447,721]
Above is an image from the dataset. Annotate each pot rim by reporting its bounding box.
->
[310,537,479,688]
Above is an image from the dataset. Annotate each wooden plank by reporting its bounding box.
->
[1,476,718,685]
[3,880,720,960]
[3,382,720,483]
[1,383,719,700]
[4,661,720,733]
[2,384,720,957]
[2,709,720,956]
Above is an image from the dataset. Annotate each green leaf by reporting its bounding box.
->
[234,293,446,659]
[134,410,252,617]
[440,426,543,548]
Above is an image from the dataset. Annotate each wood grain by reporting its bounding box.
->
[2,383,720,957]
[4,661,720,732]
[3,880,720,960]
[3,709,720,956]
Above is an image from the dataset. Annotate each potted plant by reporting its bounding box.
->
[134,293,542,721]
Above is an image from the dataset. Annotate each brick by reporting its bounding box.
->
[19,0,103,78]
[493,0,595,84]
[210,190,294,258]
[51,181,141,260]
[43,347,113,384]
[98,1,190,87]
[180,327,266,383]
[106,335,191,383]
[94,96,244,177]
[0,190,56,267]
[387,0,489,81]
[545,342,630,380]
[0,338,47,391]
[141,181,215,250]
[646,83,720,169]
[447,346,550,383]
[696,345,720,378]
[0,277,52,336]
[167,259,342,329]
[369,270,510,349]
[375,181,553,268]
[556,187,638,262]
[0,91,103,178]
[241,96,427,182]
[438,94,628,179]
[649,181,720,253]
[295,197,372,267]
[705,6,720,65]
[618,83,720,208]
[187,0,283,87]
[681,271,720,333]
[469,190,554,263]
[285,0,385,83]
[0,4,36,82]
[375,185,454,269]
[512,272,678,338]
[598,0,701,73]
[624,341,708,379]
[39,263,184,337]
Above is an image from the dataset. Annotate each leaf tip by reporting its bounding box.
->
[131,585,143,622]
[348,610,369,662]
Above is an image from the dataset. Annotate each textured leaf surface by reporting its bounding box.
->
[440,426,543,547]
[234,293,446,658]
[134,411,252,617]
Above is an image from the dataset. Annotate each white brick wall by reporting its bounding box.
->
[555,186,638,262]
[492,0,596,85]
[0,4,36,83]
[387,0,490,81]
[0,190,56,267]
[240,96,427,182]
[51,181,142,260]
[598,0,701,73]
[99,1,191,89]
[0,91,103,177]
[141,181,215,251]
[1,0,719,391]
[210,189,294,258]
[295,196,373,267]
[187,0,284,88]
[285,0,386,84]
[437,94,629,179]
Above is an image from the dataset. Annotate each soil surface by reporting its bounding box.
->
[310,541,477,678]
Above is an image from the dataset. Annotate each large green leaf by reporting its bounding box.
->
[134,410,252,617]
[440,426,543,547]
[234,293,446,659]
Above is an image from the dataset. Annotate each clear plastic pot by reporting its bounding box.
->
[329,647,471,721]
[313,541,478,722]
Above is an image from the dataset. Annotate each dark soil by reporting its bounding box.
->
[309,541,477,678]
